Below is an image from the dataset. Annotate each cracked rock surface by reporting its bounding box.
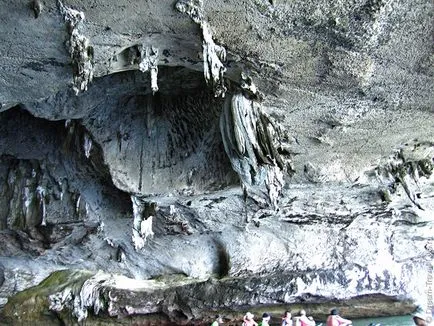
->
[0,0,433,324]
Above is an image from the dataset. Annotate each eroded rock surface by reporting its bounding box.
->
[0,0,433,324]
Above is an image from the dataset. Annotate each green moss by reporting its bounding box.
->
[2,269,94,323]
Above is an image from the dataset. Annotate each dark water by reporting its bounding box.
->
[346,315,413,326]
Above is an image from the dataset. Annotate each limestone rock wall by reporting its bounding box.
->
[0,0,433,324]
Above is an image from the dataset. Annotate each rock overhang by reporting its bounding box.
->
[0,0,433,324]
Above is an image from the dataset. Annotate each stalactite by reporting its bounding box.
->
[374,146,434,213]
[58,0,94,94]
[138,46,159,94]
[201,22,227,97]
[220,86,292,210]
[22,186,33,226]
[36,186,46,226]
[176,0,227,97]
[83,133,92,159]
[131,196,156,250]
[76,195,81,215]
[140,216,154,241]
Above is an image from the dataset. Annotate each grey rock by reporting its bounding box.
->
[0,0,433,324]
[0,264,4,287]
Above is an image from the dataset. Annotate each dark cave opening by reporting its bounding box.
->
[0,65,241,251]
[0,107,132,252]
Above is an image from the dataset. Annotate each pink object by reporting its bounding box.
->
[299,315,316,326]
[326,315,352,326]
[243,313,258,326]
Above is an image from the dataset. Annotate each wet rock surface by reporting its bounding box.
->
[0,0,433,324]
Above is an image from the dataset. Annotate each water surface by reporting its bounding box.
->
[343,315,413,326]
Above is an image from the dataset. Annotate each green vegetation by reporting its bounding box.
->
[2,269,94,323]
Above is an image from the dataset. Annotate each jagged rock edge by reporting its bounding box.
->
[57,0,94,94]
[175,0,227,97]
[220,91,293,210]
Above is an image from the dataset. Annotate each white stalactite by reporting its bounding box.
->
[220,91,291,210]
[201,22,227,97]
[76,195,81,214]
[36,185,46,226]
[83,133,92,158]
[131,196,154,250]
[23,187,32,219]
[131,195,144,250]
[139,46,159,94]
[140,215,154,241]
[176,0,227,97]
[58,0,94,94]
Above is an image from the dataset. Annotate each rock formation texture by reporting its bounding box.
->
[0,0,433,324]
